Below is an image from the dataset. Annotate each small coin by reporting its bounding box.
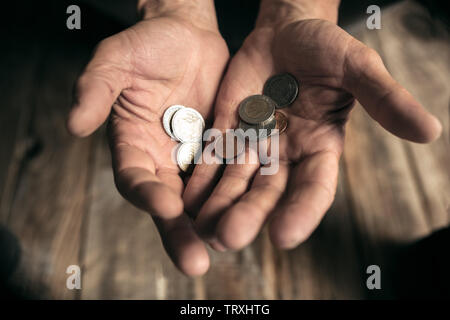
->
[274,111,288,134]
[163,105,185,140]
[171,107,205,143]
[177,142,201,172]
[214,132,245,160]
[237,116,277,141]
[263,73,299,108]
[238,95,276,125]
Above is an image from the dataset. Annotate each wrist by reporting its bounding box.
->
[138,0,219,32]
[256,0,340,30]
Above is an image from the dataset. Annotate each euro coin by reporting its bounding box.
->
[238,95,276,125]
[263,73,299,108]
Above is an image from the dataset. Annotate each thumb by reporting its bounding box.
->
[343,42,442,143]
[67,39,128,137]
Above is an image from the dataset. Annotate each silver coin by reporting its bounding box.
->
[171,107,205,143]
[237,116,276,141]
[176,142,201,172]
[263,73,299,108]
[163,105,185,140]
[238,95,276,125]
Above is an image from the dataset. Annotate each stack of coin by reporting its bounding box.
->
[238,95,277,141]
[237,73,299,140]
[162,105,205,172]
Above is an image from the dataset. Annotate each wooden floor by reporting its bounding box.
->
[0,1,449,299]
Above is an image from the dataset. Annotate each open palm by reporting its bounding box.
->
[184,19,441,251]
[68,17,229,275]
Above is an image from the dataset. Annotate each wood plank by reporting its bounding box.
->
[5,40,93,299]
[372,1,450,229]
[200,234,275,299]
[0,39,40,224]
[342,0,450,298]
[277,166,366,299]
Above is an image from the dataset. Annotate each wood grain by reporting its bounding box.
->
[0,0,448,299]
[3,40,93,299]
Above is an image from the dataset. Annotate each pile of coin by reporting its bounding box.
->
[237,73,298,140]
[162,105,204,172]
[161,73,299,170]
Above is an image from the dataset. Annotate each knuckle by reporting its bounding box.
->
[364,47,383,69]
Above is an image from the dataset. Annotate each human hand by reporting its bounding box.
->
[184,1,442,252]
[67,0,229,275]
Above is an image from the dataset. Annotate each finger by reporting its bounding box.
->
[216,161,289,250]
[344,42,441,143]
[67,39,129,137]
[183,124,237,216]
[154,214,210,276]
[194,148,260,241]
[269,151,339,249]
[118,164,210,276]
[112,143,183,219]
[112,143,209,276]
[183,155,223,217]
[183,121,230,217]
[184,50,271,216]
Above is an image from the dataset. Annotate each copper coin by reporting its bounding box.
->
[274,111,288,134]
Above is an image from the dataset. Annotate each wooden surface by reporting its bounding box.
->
[0,0,449,299]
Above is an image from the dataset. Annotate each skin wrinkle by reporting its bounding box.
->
[343,44,378,93]
[110,119,174,171]
[112,141,157,170]
[248,183,285,200]
[220,170,254,184]
[227,53,263,96]
[116,95,160,123]
[129,20,202,116]
[127,27,150,74]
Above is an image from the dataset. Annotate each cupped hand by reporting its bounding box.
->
[67,15,229,275]
[184,19,441,251]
